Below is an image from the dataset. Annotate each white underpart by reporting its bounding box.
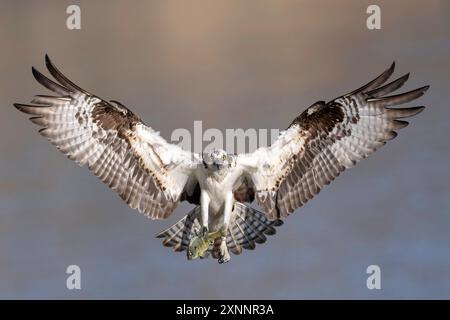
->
[200,189,210,230]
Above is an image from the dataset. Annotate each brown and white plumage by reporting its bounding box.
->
[157,202,283,256]
[237,62,428,220]
[15,55,201,220]
[15,57,428,263]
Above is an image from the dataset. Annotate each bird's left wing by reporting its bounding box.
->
[237,63,428,220]
[15,55,201,219]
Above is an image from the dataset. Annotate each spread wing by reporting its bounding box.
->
[237,63,428,220]
[14,55,201,219]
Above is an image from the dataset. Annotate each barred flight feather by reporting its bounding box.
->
[237,62,428,220]
[15,55,200,220]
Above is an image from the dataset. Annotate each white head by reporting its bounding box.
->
[202,148,234,171]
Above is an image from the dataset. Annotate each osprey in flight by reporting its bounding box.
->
[15,56,428,263]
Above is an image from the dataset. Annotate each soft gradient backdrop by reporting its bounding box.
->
[0,0,449,299]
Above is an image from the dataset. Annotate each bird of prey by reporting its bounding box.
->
[15,55,428,263]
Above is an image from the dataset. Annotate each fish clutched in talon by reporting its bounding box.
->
[15,56,428,264]
[187,227,226,261]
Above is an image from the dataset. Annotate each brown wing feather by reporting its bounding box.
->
[245,63,428,219]
[15,55,198,219]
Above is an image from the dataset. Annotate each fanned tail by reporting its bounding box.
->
[155,206,201,253]
[213,202,283,258]
[156,202,283,260]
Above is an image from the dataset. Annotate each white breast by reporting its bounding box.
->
[194,167,229,213]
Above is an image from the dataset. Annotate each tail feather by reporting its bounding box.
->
[234,214,265,246]
[225,202,283,255]
[155,206,201,252]
[226,231,243,255]
[230,216,258,249]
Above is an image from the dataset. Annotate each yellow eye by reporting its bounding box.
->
[222,155,226,160]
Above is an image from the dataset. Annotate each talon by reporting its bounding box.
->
[218,256,230,264]
[201,226,208,237]
[217,238,231,264]
[193,227,200,237]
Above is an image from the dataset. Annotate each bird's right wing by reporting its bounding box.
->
[237,63,428,220]
[15,55,201,219]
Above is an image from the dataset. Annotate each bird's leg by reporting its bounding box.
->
[200,190,210,237]
[222,192,233,233]
[218,192,233,264]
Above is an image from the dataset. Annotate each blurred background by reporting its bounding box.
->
[0,0,449,299]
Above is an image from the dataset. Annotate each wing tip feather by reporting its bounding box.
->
[31,66,43,83]
[389,61,396,72]
[393,119,409,129]
[13,103,25,112]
